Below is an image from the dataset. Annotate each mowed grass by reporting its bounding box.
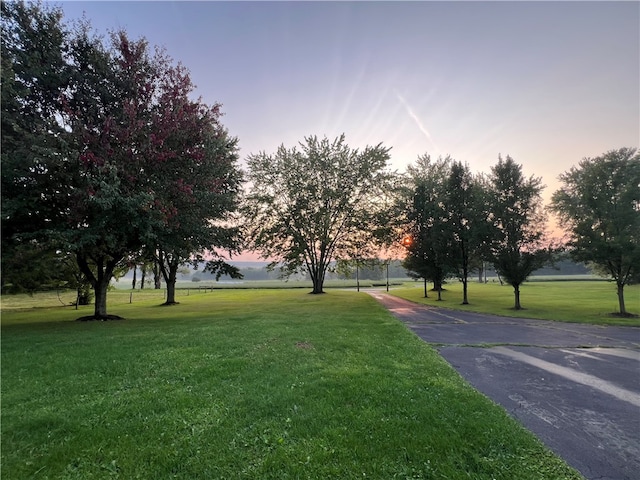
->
[1,290,582,479]
[392,280,640,326]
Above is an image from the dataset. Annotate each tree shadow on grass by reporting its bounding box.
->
[609,312,639,319]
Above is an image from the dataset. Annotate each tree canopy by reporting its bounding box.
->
[1,2,241,317]
[445,161,491,304]
[1,1,70,292]
[550,147,640,316]
[243,135,393,294]
[400,154,454,300]
[488,155,553,310]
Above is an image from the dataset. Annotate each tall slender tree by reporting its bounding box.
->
[445,162,491,304]
[488,156,552,310]
[401,154,454,300]
[550,147,640,316]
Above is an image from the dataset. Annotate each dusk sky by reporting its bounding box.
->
[59,1,639,210]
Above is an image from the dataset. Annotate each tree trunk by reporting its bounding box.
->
[131,266,137,290]
[153,261,161,289]
[617,282,627,315]
[163,263,178,304]
[437,286,443,301]
[462,263,469,304]
[94,277,110,318]
[310,272,324,294]
[513,284,521,310]
[76,253,120,319]
[309,263,325,294]
[423,278,428,298]
[140,265,146,290]
[165,274,177,303]
[462,277,469,304]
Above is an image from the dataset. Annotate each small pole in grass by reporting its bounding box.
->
[129,292,133,304]
[386,261,389,292]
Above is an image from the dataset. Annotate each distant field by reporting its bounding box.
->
[392,280,640,326]
[1,290,582,479]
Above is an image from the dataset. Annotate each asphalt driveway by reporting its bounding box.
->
[367,291,640,480]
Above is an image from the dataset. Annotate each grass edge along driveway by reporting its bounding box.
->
[1,289,583,479]
[390,280,640,326]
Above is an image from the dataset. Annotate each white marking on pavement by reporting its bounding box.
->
[588,348,640,361]
[493,347,640,408]
[559,349,607,361]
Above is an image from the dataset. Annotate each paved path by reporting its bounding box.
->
[367,291,640,480]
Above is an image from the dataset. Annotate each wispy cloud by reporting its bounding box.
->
[394,90,437,149]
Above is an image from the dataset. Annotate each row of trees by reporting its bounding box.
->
[241,140,638,315]
[399,154,553,309]
[2,2,639,318]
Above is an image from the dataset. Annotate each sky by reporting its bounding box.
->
[58,0,639,246]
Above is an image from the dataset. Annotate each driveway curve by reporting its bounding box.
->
[367,291,640,480]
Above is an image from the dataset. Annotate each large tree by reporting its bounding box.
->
[57,30,166,319]
[401,154,454,300]
[488,156,552,310]
[244,135,392,294]
[550,148,640,316]
[2,3,240,318]
[445,162,491,304]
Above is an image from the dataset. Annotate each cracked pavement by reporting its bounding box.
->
[367,291,640,480]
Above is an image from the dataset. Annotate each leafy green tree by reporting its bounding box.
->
[401,154,454,300]
[550,148,640,316]
[2,4,240,318]
[56,30,167,319]
[1,1,72,292]
[488,156,552,310]
[244,135,392,294]
[445,162,492,304]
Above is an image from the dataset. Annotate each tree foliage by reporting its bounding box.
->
[244,135,392,294]
[488,156,552,309]
[550,147,640,315]
[144,63,243,305]
[1,3,241,317]
[445,161,492,304]
[1,1,71,292]
[400,154,454,300]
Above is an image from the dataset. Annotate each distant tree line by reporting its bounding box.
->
[2,2,638,317]
[396,150,638,314]
[186,260,411,283]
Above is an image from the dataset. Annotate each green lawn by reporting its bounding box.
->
[391,280,640,326]
[1,290,582,479]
